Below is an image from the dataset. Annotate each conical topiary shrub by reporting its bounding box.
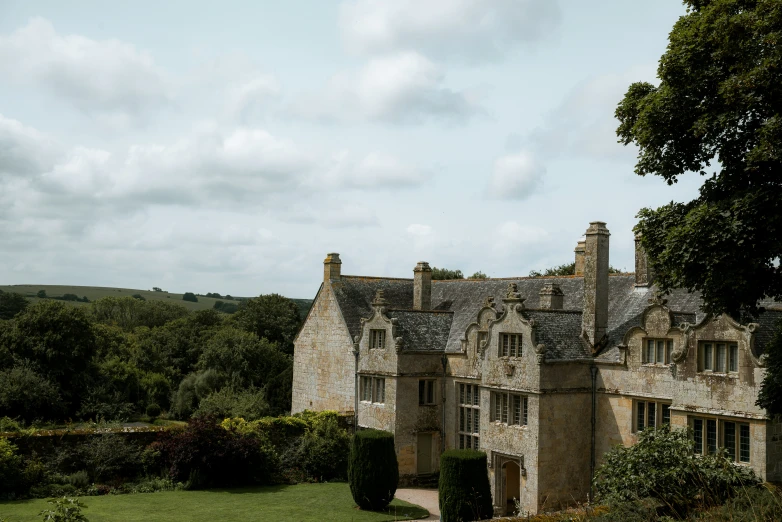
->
[439,449,493,522]
[348,428,399,510]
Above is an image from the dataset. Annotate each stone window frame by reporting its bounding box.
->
[689,415,750,463]
[457,382,481,450]
[633,399,671,432]
[490,391,528,427]
[419,379,437,406]
[641,337,673,365]
[499,333,522,358]
[370,329,386,349]
[360,375,386,404]
[697,341,739,374]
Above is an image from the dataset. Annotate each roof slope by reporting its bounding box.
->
[387,310,453,351]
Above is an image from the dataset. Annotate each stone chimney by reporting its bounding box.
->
[323,253,341,282]
[413,261,432,310]
[539,282,564,310]
[581,222,610,348]
[574,239,586,276]
[634,233,655,287]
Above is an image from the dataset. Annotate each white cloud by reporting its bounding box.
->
[487,151,545,200]
[225,75,281,123]
[340,0,561,62]
[407,223,432,236]
[320,150,426,189]
[531,65,656,161]
[290,52,478,124]
[0,114,60,177]
[0,18,170,125]
[496,221,548,244]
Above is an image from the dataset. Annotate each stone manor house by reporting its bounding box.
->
[291,221,782,515]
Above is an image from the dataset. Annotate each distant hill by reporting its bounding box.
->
[0,284,313,317]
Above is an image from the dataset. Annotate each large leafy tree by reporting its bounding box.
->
[232,294,301,355]
[617,0,781,319]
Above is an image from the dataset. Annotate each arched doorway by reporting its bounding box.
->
[502,461,521,516]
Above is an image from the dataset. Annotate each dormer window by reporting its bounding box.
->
[500,333,522,357]
[643,338,673,365]
[698,342,738,373]
[370,329,385,349]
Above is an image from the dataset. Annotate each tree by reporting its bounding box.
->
[438,449,493,522]
[469,271,488,279]
[348,429,398,511]
[36,290,47,299]
[152,287,163,292]
[529,262,623,277]
[616,0,782,319]
[0,290,29,320]
[232,294,301,355]
[431,267,464,280]
[182,292,198,303]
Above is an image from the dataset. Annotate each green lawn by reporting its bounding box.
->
[0,483,428,522]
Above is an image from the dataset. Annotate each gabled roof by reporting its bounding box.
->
[329,274,779,360]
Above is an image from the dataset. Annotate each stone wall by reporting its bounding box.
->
[291,283,356,414]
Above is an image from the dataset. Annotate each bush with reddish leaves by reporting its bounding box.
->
[154,415,278,489]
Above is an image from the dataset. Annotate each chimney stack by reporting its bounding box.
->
[413,261,432,310]
[324,253,341,282]
[539,283,564,310]
[581,222,610,348]
[634,233,655,287]
[574,240,586,276]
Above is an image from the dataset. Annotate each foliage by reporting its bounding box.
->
[0,438,24,498]
[348,429,398,511]
[0,363,63,422]
[431,267,464,280]
[182,292,198,303]
[284,412,350,483]
[146,403,162,418]
[529,262,624,277]
[438,449,492,522]
[152,287,163,292]
[232,294,301,355]
[0,290,29,320]
[155,415,277,488]
[617,0,782,319]
[194,387,270,421]
[0,416,23,432]
[757,320,782,414]
[213,300,238,314]
[37,290,47,298]
[468,271,488,279]
[90,296,189,331]
[593,425,759,516]
[39,497,89,522]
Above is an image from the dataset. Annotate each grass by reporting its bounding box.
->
[0,483,429,522]
[0,284,313,317]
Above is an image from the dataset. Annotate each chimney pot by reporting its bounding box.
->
[413,261,432,310]
[324,253,341,282]
[582,222,610,349]
[574,239,586,276]
[539,282,564,310]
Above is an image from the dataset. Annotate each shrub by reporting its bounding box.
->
[194,387,269,421]
[182,292,198,303]
[37,290,47,298]
[146,403,162,418]
[438,449,493,522]
[280,412,350,483]
[156,415,277,488]
[0,416,23,433]
[65,471,90,489]
[38,497,88,522]
[348,429,398,511]
[0,438,24,499]
[594,424,760,516]
[131,294,146,301]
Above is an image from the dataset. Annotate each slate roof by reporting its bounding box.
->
[331,274,780,361]
[386,310,453,351]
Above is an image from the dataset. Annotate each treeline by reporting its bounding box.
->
[0,292,301,425]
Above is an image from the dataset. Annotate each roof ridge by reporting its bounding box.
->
[341,275,413,281]
[387,309,454,314]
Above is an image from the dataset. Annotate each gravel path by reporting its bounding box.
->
[396,488,440,521]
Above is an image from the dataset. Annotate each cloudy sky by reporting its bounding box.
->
[0,0,704,299]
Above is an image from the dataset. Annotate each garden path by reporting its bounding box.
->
[395,488,439,521]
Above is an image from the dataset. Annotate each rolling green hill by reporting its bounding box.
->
[0,284,313,318]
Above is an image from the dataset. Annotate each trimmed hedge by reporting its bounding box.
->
[348,429,398,510]
[439,449,492,522]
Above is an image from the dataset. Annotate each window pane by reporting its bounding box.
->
[707,419,717,454]
[465,408,471,432]
[473,408,480,433]
[662,404,671,425]
[459,434,465,449]
[646,340,654,363]
[473,436,480,450]
[729,345,738,372]
[716,344,726,372]
[694,419,703,454]
[523,397,529,425]
[419,380,425,405]
[460,408,465,432]
[501,393,508,424]
[637,402,646,431]
[740,424,750,463]
[473,386,480,406]
[704,344,713,370]
[724,422,736,461]
[459,384,465,404]
[648,402,656,429]
[427,381,434,404]
[657,341,665,364]
[666,341,673,364]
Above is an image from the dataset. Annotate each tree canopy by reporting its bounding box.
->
[616,0,782,318]
[431,267,464,280]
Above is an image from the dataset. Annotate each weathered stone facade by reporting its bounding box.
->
[292,223,782,515]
